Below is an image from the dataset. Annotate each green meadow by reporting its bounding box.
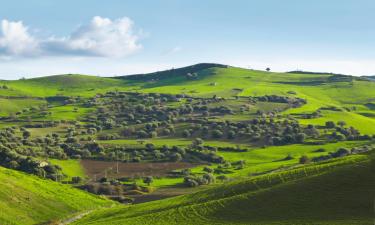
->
[0,64,373,224]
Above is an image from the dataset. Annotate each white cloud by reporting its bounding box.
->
[0,16,142,58]
[0,20,39,56]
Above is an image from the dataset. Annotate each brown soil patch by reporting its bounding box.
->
[81,159,198,179]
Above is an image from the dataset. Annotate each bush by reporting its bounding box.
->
[325,121,335,128]
[295,133,306,143]
[143,176,154,186]
[299,155,310,164]
[182,130,191,138]
[203,166,214,173]
[212,129,223,138]
[203,173,215,184]
[170,153,182,162]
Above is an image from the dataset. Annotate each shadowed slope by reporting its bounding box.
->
[73,154,375,225]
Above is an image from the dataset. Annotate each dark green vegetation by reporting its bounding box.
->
[72,154,375,225]
[0,63,374,224]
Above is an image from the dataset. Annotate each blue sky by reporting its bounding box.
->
[0,0,374,79]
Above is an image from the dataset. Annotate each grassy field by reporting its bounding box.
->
[0,166,114,225]
[0,64,373,224]
[72,153,374,225]
[0,98,45,117]
[49,159,86,180]
[3,66,375,134]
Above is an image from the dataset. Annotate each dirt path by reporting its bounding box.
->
[58,210,93,225]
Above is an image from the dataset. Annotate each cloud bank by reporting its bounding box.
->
[0,16,142,58]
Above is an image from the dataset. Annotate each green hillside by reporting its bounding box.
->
[0,64,373,224]
[73,153,374,225]
[2,65,374,133]
[0,166,114,225]
[3,74,130,97]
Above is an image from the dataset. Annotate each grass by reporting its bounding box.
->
[49,159,86,181]
[0,98,45,117]
[99,138,372,181]
[0,64,374,224]
[0,166,114,225]
[4,74,133,97]
[216,140,372,177]
[98,138,251,148]
[4,66,373,134]
[72,153,374,225]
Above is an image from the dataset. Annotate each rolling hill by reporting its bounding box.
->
[0,166,114,225]
[73,153,374,225]
[0,63,373,224]
[2,64,374,133]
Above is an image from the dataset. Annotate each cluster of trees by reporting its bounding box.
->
[85,92,194,130]
[326,121,372,141]
[182,160,245,187]
[248,95,306,107]
[0,127,62,179]
[183,173,215,187]
[302,145,374,164]
[180,118,314,146]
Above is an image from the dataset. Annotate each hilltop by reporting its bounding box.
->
[116,63,228,81]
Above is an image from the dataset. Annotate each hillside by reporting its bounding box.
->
[116,63,228,81]
[0,63,373,225]
[0,166,114,225]
[73,153,375,225]
[1,74,129,97]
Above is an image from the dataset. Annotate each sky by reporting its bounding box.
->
[0,0,375,79]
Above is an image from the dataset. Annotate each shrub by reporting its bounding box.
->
[325,121,335,128]
[182,130,191,138]
[212,129,223,138]
[143,176,154,186]
[203,166,214,173]
[295,133,306,143]
[299,155,310,164]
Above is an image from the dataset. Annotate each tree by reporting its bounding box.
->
[182,129,191,138]
[216,175,228,182]
[295,133,306,143]
[325,121,335,128]
[337,121,346,127]
[299,155,310,164]
[227,130,236,139]
[203,173,215,184]
[192,138,204,147]
[203,166,214,173]
[266,67,271,72]
[171,153,182,162]
[23,130,31,139]
[143,176,154,186]
[145,143,155,151]
[184,176,199,187]
[336,133,346,141]
[212,129,223,138]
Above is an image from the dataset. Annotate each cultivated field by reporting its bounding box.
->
[81,160,200,179]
